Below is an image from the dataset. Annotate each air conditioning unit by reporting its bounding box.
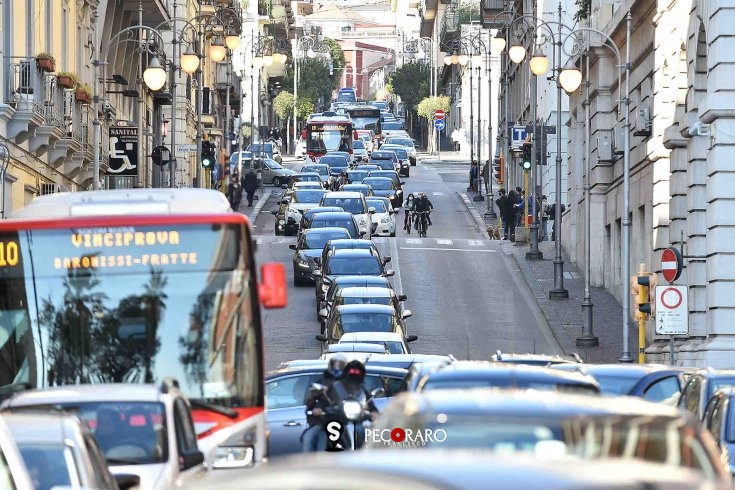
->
[597,130,613,163]
[634,106,652,136]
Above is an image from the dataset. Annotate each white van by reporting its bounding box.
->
[319,191,375,239]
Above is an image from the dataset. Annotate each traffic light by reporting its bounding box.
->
[521,138,532,170]
[201,141,215,169]
[493,156,503,184]
[632,272,659,318]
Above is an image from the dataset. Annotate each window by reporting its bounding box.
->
[84,435,114,489]
[266,374,319,410]
[680,376,702,417]
[174,399,198,455]
[643,376,681,404]
[708,398,724,444]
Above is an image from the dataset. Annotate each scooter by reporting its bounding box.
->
[306,382,383,451]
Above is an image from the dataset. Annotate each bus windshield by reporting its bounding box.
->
[306,122,353,154]
[346,108,381,135]
[0,222,261,407]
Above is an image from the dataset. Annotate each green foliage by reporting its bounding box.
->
[273,91,294,120]
[457,0,481,24]
[296,99,314,121]
[417,95,450,120]
[388,62,430,115]
[240,122,253,139]
[574,0,590,21]
[323,37,346,91]
[298,59,331,106]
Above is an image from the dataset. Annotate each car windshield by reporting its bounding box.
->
[383,123,403,130]
[364,179,392,190]
[375,161,395,170]
[709,379,735,397]
[367,200,387,213]
[18,443,77,488]
[249,144,273,155]
[591,374,643,395]
[321,156,349,167]
[372,153,394,161]
[303,166,329,176]
[311,220,356,235]
[390,139,413,147]
[13,402,167,465]
[293,190,327,204]
[353,140,365,149]
[386,148,407,158]
[304,231,349,249]
[421,378,596,394]
[341,297,392,307]
[265,159,282,169]
[340,313,395,333]
[348,171,369,181]
[321,198,366,214]
[294,174,321,183]
[327,257,381,275]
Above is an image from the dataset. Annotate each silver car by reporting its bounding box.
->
[4,412,127,490]
[2,382,207,490]
[0,415,34,489]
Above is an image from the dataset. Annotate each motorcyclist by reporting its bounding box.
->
[325,360,379,449]
[414,192,434,227]
[301,354,347,452]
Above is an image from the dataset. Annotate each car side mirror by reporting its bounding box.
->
[289,244,297,250]
[180,449,205,470]
[415,144,419,149]
[312,269,322,277]
[382,256,391,265]
[316,334,328,342]
[114,474,141,490]
[402,309,413,319]
[359,231,366,237]
[405,335,418,342]
[368,207,376,214]
[398,294,407,301]
[385,270,395,277]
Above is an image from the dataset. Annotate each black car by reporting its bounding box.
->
[368,170,403,192]
[316,304,413,350]
[307,211,362,239]
[265,363,408,458]
[290,227,352,286]
[317,274,394,317]
[379,145,410,177]
[677,368,735,420]
[319,154,350,170]
[361,176,403,208]
[551,363,692,403]
[345,169,371,184]
[318,239,387,274]
[415,361,600,394]
[299,206,344,236]
[284,172,327,191]
[313,248,395,304]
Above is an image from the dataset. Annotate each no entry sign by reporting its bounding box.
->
[434,109,445,120]
[661,247,683,283]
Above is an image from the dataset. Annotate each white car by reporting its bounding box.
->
[366,197,397,237]
[337,332,414,354]
[319,191,374,239]
[295,138,306,159]
[352,139,369,163]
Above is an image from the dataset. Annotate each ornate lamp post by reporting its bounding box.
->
[0,142,9,218]
[293,32,331,155]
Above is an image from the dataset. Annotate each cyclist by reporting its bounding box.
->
[404,193,416,232]
[414,192,433,228]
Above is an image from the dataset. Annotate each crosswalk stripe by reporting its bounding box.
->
[405,238,423,244]
[432,192,444,196]
[372,237,385,244]
[466,239,484,246]
[436,239,453,245]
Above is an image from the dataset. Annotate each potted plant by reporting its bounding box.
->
[56,71,77,89]
[36,52,56,72]
[75,83,92,103]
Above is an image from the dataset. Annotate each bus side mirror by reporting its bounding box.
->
[259,263,287,308]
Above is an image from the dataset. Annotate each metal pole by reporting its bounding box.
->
[170,0,177,188]
[0,144,8,217]
[473,60,484,202]
[469,58,475,166]
[527,70,542,259]
[92,7,101,191]
[485,38,496,219]
[549,1,568,299]
[578,45,598,346]
[195,1,203,188]
[293,47,298,157]
[137,2,146,188]
[620,11,633,362]
[226,51,232,171]
[250,33,255,175]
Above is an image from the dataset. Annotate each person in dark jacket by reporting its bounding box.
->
[241,169,258,207]
[227,176,242,211]
[505,189,518,242]
[301,354,347,452]
[495,189,509,239]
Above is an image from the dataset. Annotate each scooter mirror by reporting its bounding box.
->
[371,387,386,398]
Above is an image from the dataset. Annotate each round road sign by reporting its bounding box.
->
[434,109,445,120]
[661,247,683,283]
[434,119,445,130]
[660,287,683,309]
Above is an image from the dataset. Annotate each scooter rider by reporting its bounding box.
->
[301,354,347,452]
[325,360,379,448]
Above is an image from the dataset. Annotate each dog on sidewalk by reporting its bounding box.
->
[486,225,502,240]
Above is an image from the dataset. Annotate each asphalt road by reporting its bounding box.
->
[254,160,562,371]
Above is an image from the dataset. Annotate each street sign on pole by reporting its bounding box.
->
[434,109,445,120]
[655,285,688,335]
[511,126,528,149]
[434,119,445,131]
[176,144,197,155]
[661,247,683,283]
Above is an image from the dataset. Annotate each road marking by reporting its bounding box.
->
[389,235,404,296]
[466,239,485,246]
[405,238,423,244]
[432,192,444,196]
[400,247,497,253]
[372,237,385,244]
[436,239,453,245]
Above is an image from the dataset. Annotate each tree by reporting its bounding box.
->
[273,91,294,120]
[295,99,314,121]
[388,62,430,116]
[417,95,450,120]
[298,59,332,108]
[323,37,345,92]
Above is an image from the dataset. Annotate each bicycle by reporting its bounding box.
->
[415,211,429,238]
[404,210,414,234]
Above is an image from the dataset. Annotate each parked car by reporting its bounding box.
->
[250,157,294,187]
[365,389,730,483]
[4,412,130,490]
[246,142,282,163]
[264,363,408,457]
[1,382,207,490]
[678,368,735,420]
[362,177,403,209]
[316,304,414,352]
[703,387,735,478]
[319,191,374,238]
[415,361,600,394]
[290,227,351,286]
[366,197,397,237]
[551,363,691,404]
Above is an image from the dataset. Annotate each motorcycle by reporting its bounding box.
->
[306,382,384,451]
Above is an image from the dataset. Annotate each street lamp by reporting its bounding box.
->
[92,25,169,190]
[294,33,331,155]
[557,15,632,355]
[0,142,9,218]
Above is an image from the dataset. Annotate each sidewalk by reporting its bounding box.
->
[460,189,635,364]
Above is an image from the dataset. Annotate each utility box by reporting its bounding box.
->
[597,130,613,162]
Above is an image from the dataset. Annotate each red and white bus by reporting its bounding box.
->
[0,188,286,468]
[302,112,357,161]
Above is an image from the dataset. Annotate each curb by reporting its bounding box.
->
[244,189,272,223]
[457,191,576,356]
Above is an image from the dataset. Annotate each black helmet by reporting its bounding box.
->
[328,354,348,378]
[343,360,366,384]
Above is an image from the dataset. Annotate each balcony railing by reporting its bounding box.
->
[339,30,398,38]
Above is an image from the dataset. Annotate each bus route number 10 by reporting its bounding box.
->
[0,241,19,267]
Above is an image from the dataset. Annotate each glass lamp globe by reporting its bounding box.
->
[529,51,549,76]
[415,50,425,60]
[444,56,453,65]
[458,54,469,66]
[252,56,264,69]
[490,36,506,54]
[508,45,526,64]
[451,54,459,64]
[210,43,227,62]
[263,55,274,67]
[143,56,166,91]
[559,66,583,93]
[225,33,241,50]
[180,50,200,74]
[307,48,315,58]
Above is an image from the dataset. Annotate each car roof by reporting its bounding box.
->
[326,343,388,354]
[335,304,397,315]
[311,211,354,220]
[3,412,86,443]
[328,249,379,258]
[326,239,376,247]
[552,363,692,377]
[304,206,343,215]
[422,361,599,386]
[331,275,391,286]
[337,287,394,298]
[342,184,370,188]
[339,332,405,342]
[2,384,164,408]
[363,177,393,182]
[323,191,365,198]
[278,354,454,370]
[303,227,351,236]
[267,363,408,378]
[491,351,583,365]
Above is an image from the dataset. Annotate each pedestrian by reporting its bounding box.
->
[495,189,509,239]
[241,168,258,207]
[514,190,525,227]
[469,161,479,193]
[548,202,566,240]
[481,160,490,194]
[505,189,518,242]
[388,100,395,114]
[228,175,242,211]
[451,129,461,151]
